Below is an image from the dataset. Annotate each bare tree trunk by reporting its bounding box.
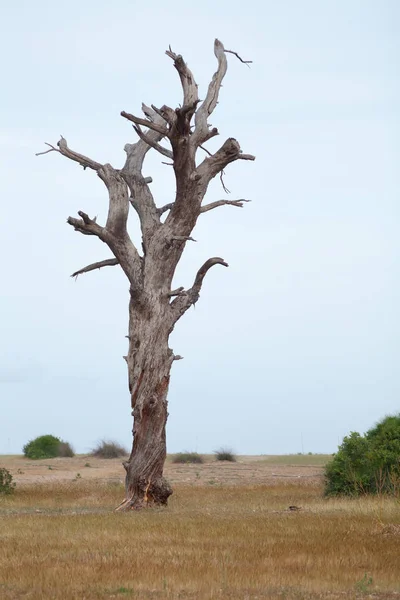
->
[37,39,255,512]
[117,296,173,510]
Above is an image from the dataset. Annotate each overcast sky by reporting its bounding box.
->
[1,0,398,456]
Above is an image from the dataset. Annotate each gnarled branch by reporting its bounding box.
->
[200,199,251,213]
[71,258,119,278]
[67,211,105,237]
[193,39,228,146]
[196,138,255,184]
[122,106,169,234]
[97,164,131,236]
[170,257,228,323]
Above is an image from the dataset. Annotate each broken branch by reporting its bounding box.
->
[168,287,185,297]
[132,124,173,159]
[121,111,169,137]
[36,136,102,171]
[200,199,251,213]
[67,211,105,237]
[156,202,174,216]
[197,138,254,184]
[171,236,197,242]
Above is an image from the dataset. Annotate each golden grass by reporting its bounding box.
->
[1,480,399,599]
[255,454,333,466]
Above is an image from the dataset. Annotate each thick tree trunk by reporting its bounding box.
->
[116,293,174,510]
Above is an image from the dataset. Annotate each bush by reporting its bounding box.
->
[172,452,204,464]
[0,467,15,494]
[58,441,75,457]
[325,414,400,496]
[91,440,127,459]
[23,434,61,459]
[23,435,75,459]
[214,447,237,462]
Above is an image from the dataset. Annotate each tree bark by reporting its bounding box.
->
[116,293,174,510]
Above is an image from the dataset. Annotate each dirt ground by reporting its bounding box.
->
[1,454,325,487]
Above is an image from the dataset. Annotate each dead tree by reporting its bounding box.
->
[37,39,255,510]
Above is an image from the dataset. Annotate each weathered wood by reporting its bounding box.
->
[37,39,255,510]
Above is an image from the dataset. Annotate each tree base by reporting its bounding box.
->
[115,477,173,511]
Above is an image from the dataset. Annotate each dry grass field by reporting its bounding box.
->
[0,455,399,599]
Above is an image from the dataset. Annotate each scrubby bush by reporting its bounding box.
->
[214,447,237,462]
[0,467,15,494]
[58,441,75,457]
[172,452,204,464]
[23,435,75,459]
[91,440,127,459]
[325,414,400,496]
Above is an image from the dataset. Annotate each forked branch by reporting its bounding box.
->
[71,258,119,278]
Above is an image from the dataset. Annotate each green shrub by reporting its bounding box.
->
[172,452,204,464]
[214,447,237,462]
[23,434,62,459]
[23,435,75,459]
[91,440,127,459]
[325,414,400,496]
[0,467,15,494]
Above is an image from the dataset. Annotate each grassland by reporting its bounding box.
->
[0,456,399,599]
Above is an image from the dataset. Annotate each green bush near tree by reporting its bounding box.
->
[324,414,400,496]
[23,435,75,460]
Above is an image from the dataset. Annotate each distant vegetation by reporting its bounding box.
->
[91,440,127,459]
[23,435,75,460]
[172,452,204,464]
[214,448,237,462]
[325,414,400,496]
[0,467,15,494]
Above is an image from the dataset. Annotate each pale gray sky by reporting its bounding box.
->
[1,0,399,455]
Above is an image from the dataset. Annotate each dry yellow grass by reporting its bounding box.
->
[0,479,399,599]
